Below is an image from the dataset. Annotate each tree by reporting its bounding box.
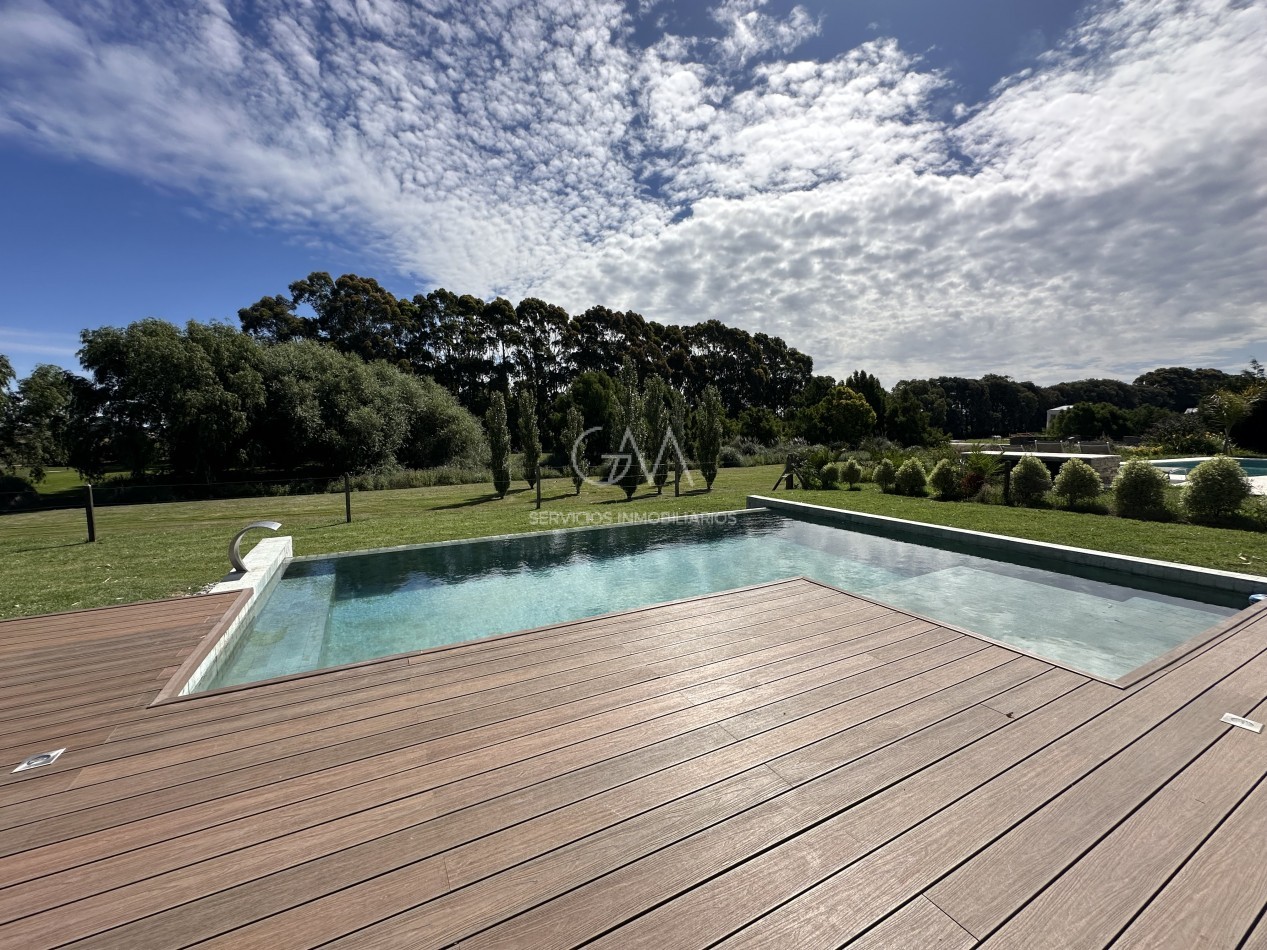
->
[9,365,74,481]
[612,359,647,500]
[806,386,876,445]
[556,371,618,464]
[514,383,540,488]
[1113,460,1170,520]
[642,375,672,494]
[695,385,725,490]
[1053,458,1103,508]
[667,386,688,489]
[562,405,587,495]
[738,406,782,445]
[1202,386,1265,452]
[845,370,887,432]
[929,458,960,500]
[485,392,512,498]
[1011,455,1052,506]
[0,354,14,471]
[1182,456,1250,522]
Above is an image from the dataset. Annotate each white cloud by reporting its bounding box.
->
[0,0,1264,385]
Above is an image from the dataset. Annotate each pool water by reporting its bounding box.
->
[1149,457,1267,477]
[201,511,1239,690]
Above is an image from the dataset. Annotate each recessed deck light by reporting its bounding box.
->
[12,748,66,773]
[1221,713,1263,734]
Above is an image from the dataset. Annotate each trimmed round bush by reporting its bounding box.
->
[1182,456,1251,522]
[819,462,841,489]
[840,458,863,490]
[1011,455,1052,506]
[1053,458,1103,507]
[719,445,745,468]
[928,458,960,500]
[1113,460,1170,519]
[873,458,897,493]
[894,459,927,496]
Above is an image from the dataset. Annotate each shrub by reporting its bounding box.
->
[894,459,927,496]
[840,458,863,490]
[819,462,841,489]
[928,458,961,500]
[1011,455,1052,506]
[1182,456,1251,522]
[1113,460,1170,520]
[874,458,897,493]
[0,474,38,511]
[1053,458,1103,508]
[719,445,746,468]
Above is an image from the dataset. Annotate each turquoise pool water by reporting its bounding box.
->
[200,511,1239,690]
[1149,457,1267,477]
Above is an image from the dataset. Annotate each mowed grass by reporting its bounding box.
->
[1,464,1263,620]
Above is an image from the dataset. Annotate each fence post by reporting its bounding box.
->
[85,484,96,543]
[674,465,681,497]
[343,474,351,524]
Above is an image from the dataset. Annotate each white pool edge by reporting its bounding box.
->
[181,535,293,696]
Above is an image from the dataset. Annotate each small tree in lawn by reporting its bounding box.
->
[1182,455,1251,522]
[562,404,587,496]
[874,458,897,493]
[643,374,671,494]
[929,458,960,500]
[485,392,512,499]
[1010,455,1051,506]
[695,385,725,490]
[513,383,540,489]
[894,459,927,496]
[1114,459,1170,520]
[667,386,688,489]
[1053,458,1103,508]
[612,359,647,501]
[840,458,863,490]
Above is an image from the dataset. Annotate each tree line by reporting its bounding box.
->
[2,269,1264,490]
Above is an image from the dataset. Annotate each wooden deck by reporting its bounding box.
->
[0,577,1265,948]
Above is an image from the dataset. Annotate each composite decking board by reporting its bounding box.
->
[978,701,1267,949]
[458,667,1043,950]
[2,626,1002,938]
[0,618,958,877]
[705,616,1267,950]
[101,594,876,748]
[0,595,874,811]
[0,607,924,838]
[1110,764,1267,950]
[842,897,977,950]
[925,662,1267,938]
[0,585,1260,948]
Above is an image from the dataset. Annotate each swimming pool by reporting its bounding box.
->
[1149,457,1267,477]
[196,510,1240,691]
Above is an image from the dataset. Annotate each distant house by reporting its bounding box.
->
[1046,404,1073,429]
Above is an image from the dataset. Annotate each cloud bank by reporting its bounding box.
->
[1,0,1264,383]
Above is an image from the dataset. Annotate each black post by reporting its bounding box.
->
[1003,463,1012,505]
[535,465,542,510]
[344,473,352,524]
[674,467,681,497]
[85,484,96,543]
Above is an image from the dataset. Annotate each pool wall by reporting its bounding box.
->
[158,535,293,701]
[747,495,1267,597]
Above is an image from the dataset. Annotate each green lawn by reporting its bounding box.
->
[1,464,1262,620]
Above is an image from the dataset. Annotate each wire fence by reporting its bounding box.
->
[0,475,356,542]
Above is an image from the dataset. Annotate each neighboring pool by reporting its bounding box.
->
[197,510,1241,691]
[1149,457,1267,477]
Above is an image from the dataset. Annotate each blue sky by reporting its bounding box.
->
[0,0,1264,385]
